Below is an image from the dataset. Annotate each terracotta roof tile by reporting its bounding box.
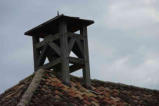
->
[0,70,159,106]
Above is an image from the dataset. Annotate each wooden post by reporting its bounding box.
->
[59,21,70,84]
[80,27,91,87]
[32,36,40,72]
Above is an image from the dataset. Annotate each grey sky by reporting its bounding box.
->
[0,0,159,93]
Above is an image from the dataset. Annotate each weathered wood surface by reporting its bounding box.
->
[17,69,45,106]
[39,58,61,69]
[69,57,84,65]
[59,21,70,84]
[48,42,61,56]
[35,34,60,49]
[37,45,47,67]
[32,36,40,72]
[80,27,91,87]
[30,16,92,87]
[68,38,76,53]
[70,64,83,73]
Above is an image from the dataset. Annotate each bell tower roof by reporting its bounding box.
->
[24,14,94,37]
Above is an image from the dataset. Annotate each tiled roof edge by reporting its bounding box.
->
[17,69,45,106]
[92,79,159,92]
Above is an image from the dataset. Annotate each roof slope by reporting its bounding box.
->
[0,75,33,106]
[0,70,159,106]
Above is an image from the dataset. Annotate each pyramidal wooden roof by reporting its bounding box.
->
[25,14,94,37]
[0,69,159,106]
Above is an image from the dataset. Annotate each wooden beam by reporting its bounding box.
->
[72,43,83,58]
[68,32,84,40]
[39,58,61,69]
[46,49,56,62]
[48,42,61,56]
[76,39,84,57]
[37,45,47,66]
[69,57,84,65]
[80,27,91,87]
[32,36,40,71]
[35,34,60,48]
[68,38,76,53]
[59,21,70,84]
[70,64,83,73]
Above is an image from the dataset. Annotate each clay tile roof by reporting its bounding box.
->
[0,70,159,106]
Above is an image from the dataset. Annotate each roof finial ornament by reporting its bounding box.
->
[57,11,59,16]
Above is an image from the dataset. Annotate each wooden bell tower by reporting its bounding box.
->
[25,14,94,87]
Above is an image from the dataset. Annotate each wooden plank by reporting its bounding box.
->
[32,36,40,71]
[39,58,61,69]
[72,43,83,58]
[46,49,56,62]
[70,64,83,73]
[17,69,45,106]
[35,33,60,48]
[68,32,84,40]
[48,42,61,56]
[59,21,70,84]
[37,45,47,66]
[69,57,84,65]
[76,39,84,57]
[68,38,76,53]
[80,27,91,87]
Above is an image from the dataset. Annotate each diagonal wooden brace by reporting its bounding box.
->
[48,42,61,56]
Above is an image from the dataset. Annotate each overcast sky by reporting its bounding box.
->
[0,0,159,93]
